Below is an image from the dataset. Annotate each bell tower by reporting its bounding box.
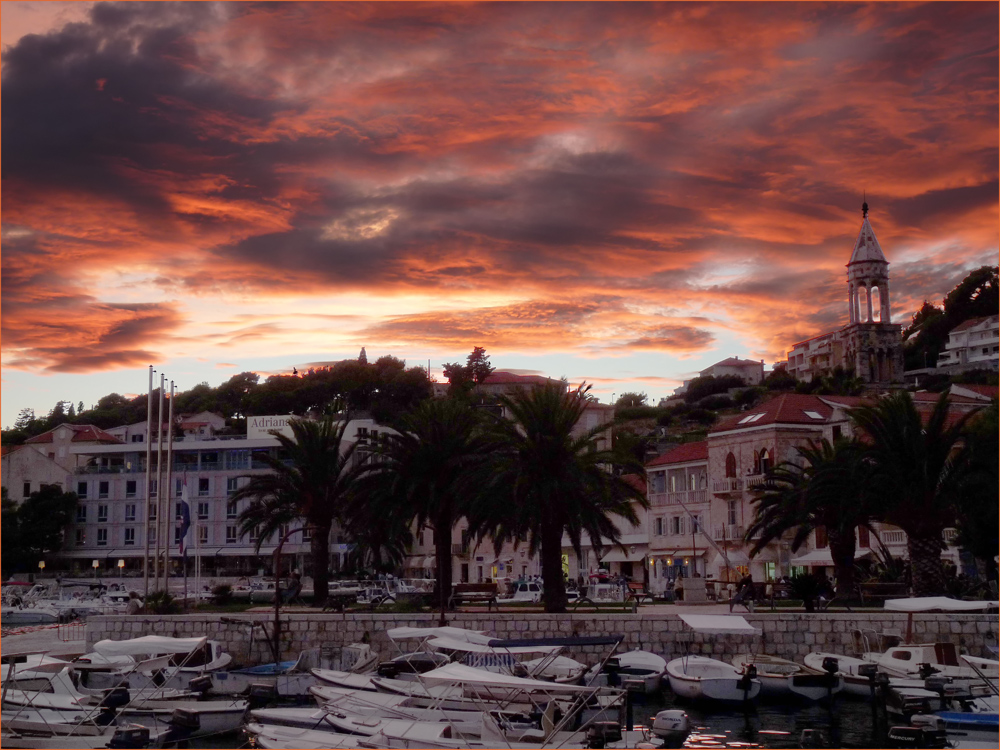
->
[842,201,903,384]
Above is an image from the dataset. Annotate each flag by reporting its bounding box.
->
[178,484,191,558]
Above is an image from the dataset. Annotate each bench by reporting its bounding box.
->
[624,582,654,612]
[448,583,499,611]
[858,582,909,606]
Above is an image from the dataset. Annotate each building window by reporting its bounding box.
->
[198,526,209,546]
[149,479,157,497]
[654,517,663,536]
[278,523,290,541]
[124,504,136,522]
[759,449,771,474]
[197,502,209,520]
[148,527,156,543]
[249,526,259,543]
[148,502,157,521]
[815,525,828,548]
[302,526,312,542]
[77,482,88,499]
[174,527,182,544]
[97,528,108,546]
[75,529,86,545]
[76,505,87,523]
[727,500,739,526]
[23,482,30,498]
[175,503,183,520]
[175,478,184,497]
[670,516,685,535]
[97,505,108,523]
[226,500,238,519]
[198,478,210,496]
[227,477,238,495]
[226,526,238,544]
[124,528,136,546]
[125,480,137,498]
[832,425,843,441]
[858,525,870,548]
[98,481,109,499]
[131,434,144,443]
[725,453,737,478]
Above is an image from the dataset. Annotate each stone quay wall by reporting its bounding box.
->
[85,611,997,667]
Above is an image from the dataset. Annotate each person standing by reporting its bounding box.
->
[126,591,143,615]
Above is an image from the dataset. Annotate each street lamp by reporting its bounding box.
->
[118,559,125,579]
[38,561,45,575]
[92,559,100,579]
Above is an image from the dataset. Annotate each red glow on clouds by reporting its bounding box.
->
[0,1,996,392]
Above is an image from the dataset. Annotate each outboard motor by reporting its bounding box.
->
[169,707,201,731]
[247,682,278,710]
[800,728,828,748]
[585,721,622,749]
[187,674,213,694]
[99,686,131,710]
[822,656,839,675]
[886,715,948,749]
[737,663,757,698]
[651,710,690,748]
[603,657,622,688]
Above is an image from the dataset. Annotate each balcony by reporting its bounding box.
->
[648,492,668,507]
[664,489,709,506]
[881,530,906,545]
[712,478,743,494]
[713,524,744,541]
[745,474,768,489]
[451,544,469,556]
[943,528,958,545]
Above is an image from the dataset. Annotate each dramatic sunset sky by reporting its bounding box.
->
[2,1,997,427]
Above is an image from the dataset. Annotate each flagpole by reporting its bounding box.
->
[153,374,165,590]
[143,366,154,599]
[181,482,188,612]
[164,381,176,593]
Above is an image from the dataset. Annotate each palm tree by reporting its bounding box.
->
[353,399,487,620]
[849,389,980,596]
[746,438,876,597]
[468,383,647,613]
[232,416,360,604]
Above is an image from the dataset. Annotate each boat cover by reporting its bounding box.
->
[679,614,760,635]
[883,597,999,612]
[418,662,597,693]
[93,635,208,656]
[426,636,561,655]
[386,626,491,644]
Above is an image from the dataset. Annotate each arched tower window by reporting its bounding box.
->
[871,287,881,322]
[858,285,869,322]
[725,452,737,478]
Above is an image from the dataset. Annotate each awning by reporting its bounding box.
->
[791,548,871,566]
[600,547,648,563]
[422,556,436,569]
[884,597,999,613]
[680,614,760,635]
[94,635,208,657]
[655,548,709,559]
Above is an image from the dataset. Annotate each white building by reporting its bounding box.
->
[936,315,999,371]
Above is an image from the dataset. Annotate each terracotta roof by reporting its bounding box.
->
[647,441,708,467]
[481,372,557,386]
[620,474,647,495]
[25,424,122,444]
[952,384,998,400]
[711,393,854,433]
[706,357,762,369]
[949,315,997,334]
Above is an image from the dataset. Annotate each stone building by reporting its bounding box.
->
[786,202,904,385]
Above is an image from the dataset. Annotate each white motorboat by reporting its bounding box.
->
[245,721,370,749]
[209,644,376,697]
[585,649,666,693]
[864,641,999,683]
[665,615,762,703]
[731,653,843,701]
[74,636,231,692]
[666,654,761,702]
[803,651,878,698]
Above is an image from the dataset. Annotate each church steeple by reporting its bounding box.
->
[847,201,891,325]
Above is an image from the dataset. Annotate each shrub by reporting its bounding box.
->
[144,590,181,614]
[212,584,233,605]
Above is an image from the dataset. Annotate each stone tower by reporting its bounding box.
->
[842,202,903,384]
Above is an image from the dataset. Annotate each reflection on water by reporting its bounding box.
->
[633,691,878,749]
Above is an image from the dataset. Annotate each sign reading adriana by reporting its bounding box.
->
[247,415,296,440]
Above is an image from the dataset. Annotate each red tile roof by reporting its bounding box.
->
[954,384,998,400]
[707,357,762,369]
[620,474,647,495]
[711,393,856,433]
[25,424,122,444]
[647,441,708,467]
[949,316,996,333]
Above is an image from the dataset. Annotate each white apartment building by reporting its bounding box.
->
[936,315,1000,371]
